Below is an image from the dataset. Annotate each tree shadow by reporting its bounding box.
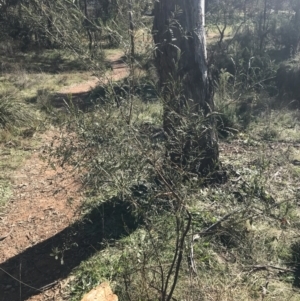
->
[49,79,158,111]
[0,198,138,301]
[290,241,300,288]
[0,49,108,74]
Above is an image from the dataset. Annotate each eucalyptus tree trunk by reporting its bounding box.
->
[293,2,300,54]
[83,0,93,54]
[153,0,219,176]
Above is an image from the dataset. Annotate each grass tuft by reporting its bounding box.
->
[0,94,36,129]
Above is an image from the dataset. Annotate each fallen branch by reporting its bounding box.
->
[192,207,243,240]
[245,265,295,273]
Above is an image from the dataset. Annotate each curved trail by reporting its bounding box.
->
[0,52,128,301]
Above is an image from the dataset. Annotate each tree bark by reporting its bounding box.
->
[153,0,219,176]
[293,2,300,54]
[128,0,135,60]
[83,0,93,54]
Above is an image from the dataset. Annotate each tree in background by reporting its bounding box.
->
[153,0,219,177]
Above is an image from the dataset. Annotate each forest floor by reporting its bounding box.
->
[1,41,300,301]
[0,51,129,301]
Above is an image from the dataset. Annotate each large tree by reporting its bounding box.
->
[153,0,219,176]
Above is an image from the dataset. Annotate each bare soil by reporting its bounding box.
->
[0,52,128,301]
[59,53,128,94]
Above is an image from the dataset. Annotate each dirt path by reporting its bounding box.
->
[59,52,128,94]
[0,131,80,262]
[0,52,128,301]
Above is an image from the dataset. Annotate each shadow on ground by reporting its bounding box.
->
[0,50,98,73]
[290,240,300,288]
[0,199,137,301]
[49,80,158,111]
[0,47,117,74]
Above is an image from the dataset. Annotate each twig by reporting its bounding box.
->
[189,238,198,275]
[245,265,295,273]
[19,261,22,301]
[39,280,59,292]
[240,198,295,224]
[192,207,243,239]
[0,227,14,242]
[166,210,192,301]
[149,284,178,301]
[0,266,59,293]
[0,267,43,292]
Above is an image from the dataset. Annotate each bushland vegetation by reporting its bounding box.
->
[1,0,300,300]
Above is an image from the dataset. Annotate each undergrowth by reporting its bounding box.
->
[1,8,300,299]
[45,80,300,301]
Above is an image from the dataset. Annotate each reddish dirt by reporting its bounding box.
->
[0,53,128,301]
[0,130,82,301]
[59,53,129,95]
[0,131,80,263]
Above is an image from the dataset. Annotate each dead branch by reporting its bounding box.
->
[192,207,243,240]
[245,265,295,274]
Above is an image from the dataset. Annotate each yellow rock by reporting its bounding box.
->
[81,282,118,301]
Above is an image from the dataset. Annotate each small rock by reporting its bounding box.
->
[80,282,118,301]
